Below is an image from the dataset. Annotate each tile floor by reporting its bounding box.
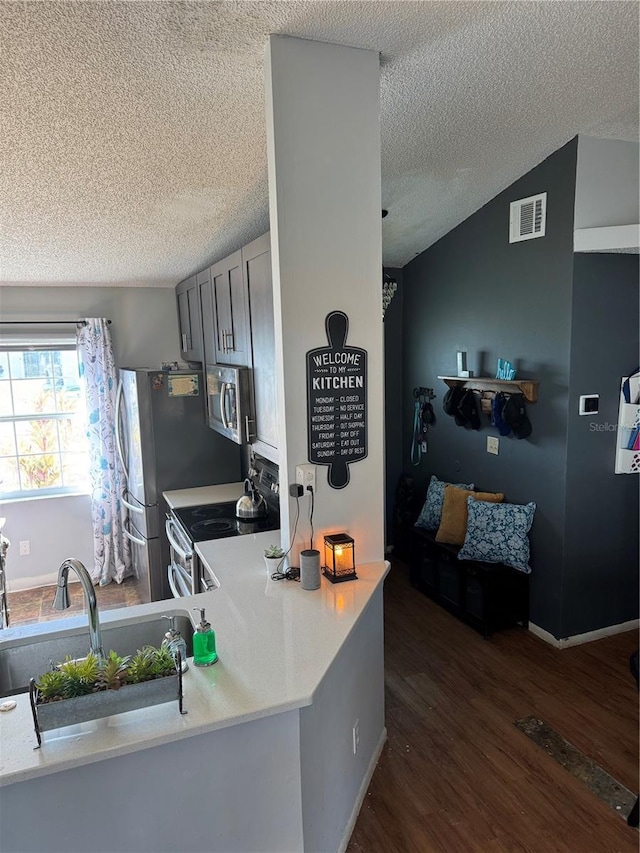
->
[5,576,145,628]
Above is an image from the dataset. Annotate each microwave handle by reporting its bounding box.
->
[220,382,229,429]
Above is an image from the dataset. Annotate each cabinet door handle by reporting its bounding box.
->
[181,333,188,352]
[245,415,256,442]
[226,329,234,351]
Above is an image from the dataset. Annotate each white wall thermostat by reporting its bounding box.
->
[579,394,599,415]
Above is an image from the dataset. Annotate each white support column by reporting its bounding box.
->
[265,35,384,565]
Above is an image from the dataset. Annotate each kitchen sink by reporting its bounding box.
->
[0,610,195,697]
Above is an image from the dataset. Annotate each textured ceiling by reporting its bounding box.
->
[1,1,638,286]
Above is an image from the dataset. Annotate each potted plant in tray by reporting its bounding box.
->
[264,544,286,576]
[29,644,185,747]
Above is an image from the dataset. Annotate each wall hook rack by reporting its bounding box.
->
[413,386,436,402]
[437,376,538,403]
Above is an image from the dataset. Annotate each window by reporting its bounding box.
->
[0,345,90,499]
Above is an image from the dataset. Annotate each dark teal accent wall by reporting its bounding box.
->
[384,267,403,545]
[563,253,639,636]
[400,138,579,638]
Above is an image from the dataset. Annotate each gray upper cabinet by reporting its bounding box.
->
[176,232,277,461]
[243,232,278,463]
[197,267,216,367]
[211,250,250,366]
[176,274,203,364]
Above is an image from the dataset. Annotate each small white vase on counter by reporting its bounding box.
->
[264,556,285,577]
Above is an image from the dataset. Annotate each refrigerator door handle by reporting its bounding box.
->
[115,378,128,481]
[220,382,229,429]
[122,492,144,515]
[123,524,145,547]
[165,517,192,561]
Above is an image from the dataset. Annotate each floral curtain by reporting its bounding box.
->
[76,319,132,585]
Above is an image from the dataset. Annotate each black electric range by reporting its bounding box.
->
[172,500,279,543]
[171,454,281,545]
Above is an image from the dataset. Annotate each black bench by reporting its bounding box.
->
[409,527,530,638]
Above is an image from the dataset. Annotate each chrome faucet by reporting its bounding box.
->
[52,559,104,659]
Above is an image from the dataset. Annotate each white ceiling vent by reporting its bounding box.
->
[509,192,547,243]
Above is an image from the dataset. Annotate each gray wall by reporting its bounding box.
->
[575,137,640,229]
[3,495,94,591]
[0,286,181,368]
[0,285,181,588]
[563,254,639,636]
[384,267,403,546]
[299,587,385,852]
[0,710,305,853]
[401,138,579,638]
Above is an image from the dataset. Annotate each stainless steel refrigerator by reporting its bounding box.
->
[116,368,241,601]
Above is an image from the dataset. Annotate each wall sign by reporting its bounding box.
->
[306,311,367,489]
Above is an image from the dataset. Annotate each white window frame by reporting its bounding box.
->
[0,340,91,501]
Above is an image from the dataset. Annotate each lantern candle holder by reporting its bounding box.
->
[322,534,357,584]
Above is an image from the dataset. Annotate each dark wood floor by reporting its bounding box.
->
[347,561,639,853]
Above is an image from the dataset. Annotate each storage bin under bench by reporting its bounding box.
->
[409,527,529,638]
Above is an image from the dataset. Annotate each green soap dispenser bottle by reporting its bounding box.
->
[192,608,218,666]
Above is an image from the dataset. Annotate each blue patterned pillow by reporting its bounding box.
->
[458,498,536,573]
[415,475,474,531]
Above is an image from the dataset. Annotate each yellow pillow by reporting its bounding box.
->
[435,485,504,546]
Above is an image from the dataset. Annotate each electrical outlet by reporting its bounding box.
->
[352,719,360,755]
[296,464,316,494]
[19,540,30,556]
[487,436,499,456]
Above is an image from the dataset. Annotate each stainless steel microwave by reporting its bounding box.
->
[205,364,254,445]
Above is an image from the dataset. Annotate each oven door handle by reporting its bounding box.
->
[168,562,191,598]
[165,517,192,561]
[201,561,219,592]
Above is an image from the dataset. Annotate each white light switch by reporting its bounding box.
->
[487,436,499,455]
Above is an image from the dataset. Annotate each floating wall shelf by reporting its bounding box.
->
[437,376,539,403]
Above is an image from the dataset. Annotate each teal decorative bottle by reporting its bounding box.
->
[192,608,218,666]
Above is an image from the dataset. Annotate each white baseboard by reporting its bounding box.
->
[7,574,85,593]
[7,572,58,593]
[338,727,387,853]
[530,619,640,648]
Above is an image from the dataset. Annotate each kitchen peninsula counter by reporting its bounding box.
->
[0,532,388,853]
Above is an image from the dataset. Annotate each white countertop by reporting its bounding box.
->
[162,482,245,509]
[0,531,388,787]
